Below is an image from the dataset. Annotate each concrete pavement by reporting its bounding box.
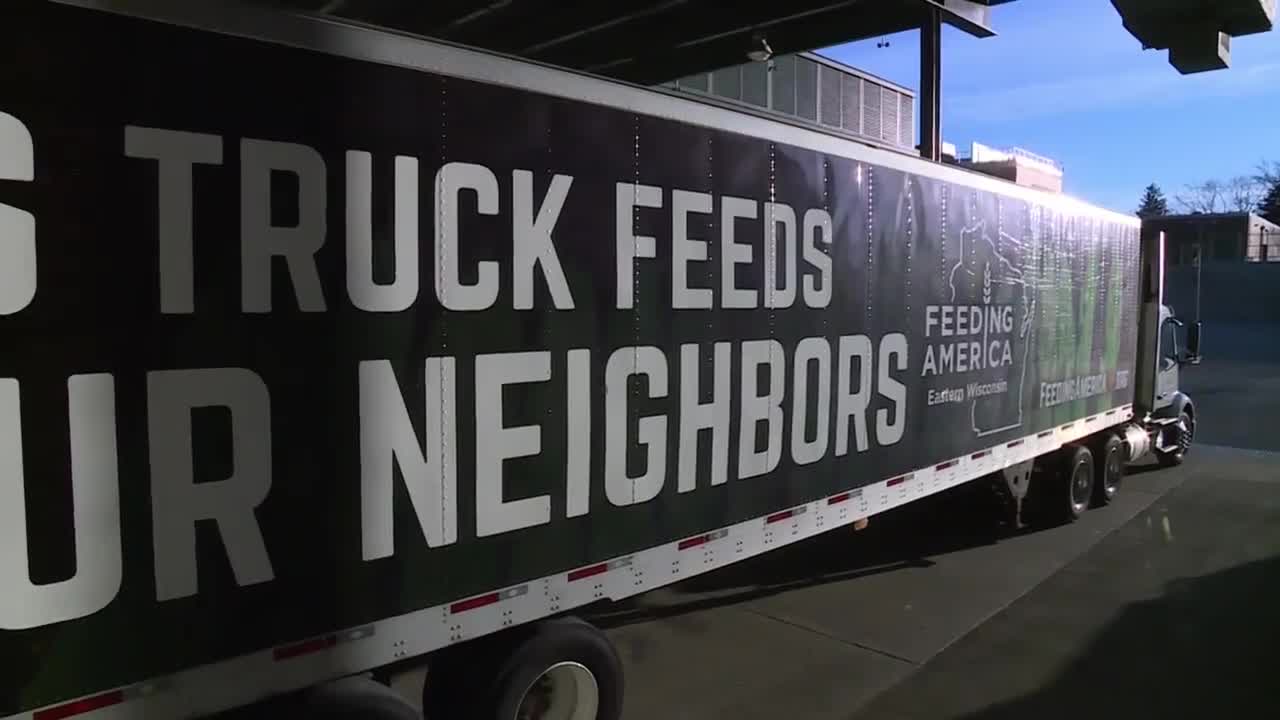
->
[600,455,1200,720]
[849,445,1280,720]
[603,355,1279,719]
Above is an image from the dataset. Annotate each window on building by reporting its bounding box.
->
[818,63,841,127]
[678,73,709,93]
[795,56,818,122]
[741,61,768,107]
[711,66,741,101]
[841,74,861,133]
[1179,242,1202,265]
[862,83,882,139]
[1214,236,1236,261]
[770,55,796,114]
[899,93,914,149]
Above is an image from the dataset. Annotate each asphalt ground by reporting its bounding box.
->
[600,357,1280,720]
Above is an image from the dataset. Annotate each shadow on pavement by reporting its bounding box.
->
[590,483,1024,629]
[954,553,1280,720]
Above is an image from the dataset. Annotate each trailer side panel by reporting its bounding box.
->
[0,2,1139,715]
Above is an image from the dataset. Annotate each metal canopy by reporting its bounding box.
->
[1112,0,1275,73]
[255,0,1011,83]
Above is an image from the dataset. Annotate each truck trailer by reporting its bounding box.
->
[0,2,1202,719]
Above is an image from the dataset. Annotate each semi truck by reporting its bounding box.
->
[0,1,1202,719]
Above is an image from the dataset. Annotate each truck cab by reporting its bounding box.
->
[1150,303,1201,464]
[1130,224,1202,468]
[1156,304,1199,408]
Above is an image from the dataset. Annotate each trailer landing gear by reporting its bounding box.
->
[423,617,622,720]
[994,460,1035,530]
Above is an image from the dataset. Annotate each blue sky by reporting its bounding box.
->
[819,0,1280,214]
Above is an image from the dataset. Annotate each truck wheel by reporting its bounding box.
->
[1091,433,1125,506]
[298,676,422,720]
[1025,445,1094,525]
[1158,410,1194,467]
[423,617,622,720]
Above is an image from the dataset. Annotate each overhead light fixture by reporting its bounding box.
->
[747,34,773,62]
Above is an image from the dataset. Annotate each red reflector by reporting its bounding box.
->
[678,535,708,550]
[828,492,851,505]
[934,460,958,471]
[273,634,337,661]
[34,691,124,720]
[1038,431,1053,438]
[887,475,907,487]
[766,510,794,524]
[567,563,608,582]
[971,450,990,459]
[450,592,500,614]
[1007,439,1024,448]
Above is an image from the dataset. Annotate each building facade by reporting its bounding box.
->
[665,59,1071,196]
[1143,212,1280,265]
[665,53,916,152]
[957,143,1064,194]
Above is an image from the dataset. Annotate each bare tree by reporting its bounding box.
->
[1255,160,1280,187]
[1227,175,1263,212]
[1167,162,1278,215]
[1175,180,1225,214]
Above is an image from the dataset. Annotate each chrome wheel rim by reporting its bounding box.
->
[1070,461,1093,513]
[515,662,599,720]
[1104,448,1122,498]
[1177,416,1194,456]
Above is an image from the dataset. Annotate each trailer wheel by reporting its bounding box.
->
[1025,445,1094,525]
[422,617,622,720]
[238,676,419,720]
[313,677,422,720]
[1091,433,1125,506]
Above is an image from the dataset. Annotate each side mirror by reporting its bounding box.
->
[1183,322,1203,365]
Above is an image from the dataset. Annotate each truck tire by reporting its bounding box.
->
[299,676,422,720]
[1091,433,1125,506]
[1025,445,1094,525]
[221,676,422,720]
[1158,410,1194,467]
[423,617,622,720]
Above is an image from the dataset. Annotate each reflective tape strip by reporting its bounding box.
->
[33,692,123,720]
[10,401,1134,720]
[273,626,374,661]
[678,528,727,550]
[678,535,708,550]
[567,557,632,582]
[449,585,528,614]
[567,563,608,581]
[766,506,807,524]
